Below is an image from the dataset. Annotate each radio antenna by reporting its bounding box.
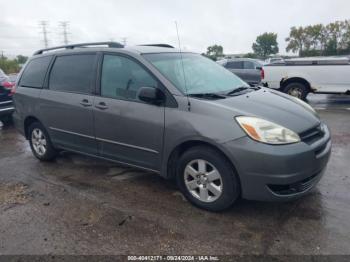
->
[175,21,191,111]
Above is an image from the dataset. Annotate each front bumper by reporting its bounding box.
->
[223,123,331,201]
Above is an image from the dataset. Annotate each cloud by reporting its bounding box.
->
[0,0,349,56]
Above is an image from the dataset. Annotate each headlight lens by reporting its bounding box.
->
[236,116,300,144]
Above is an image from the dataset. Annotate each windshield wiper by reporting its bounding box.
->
[226,86,260,96]
[188,93,227,99]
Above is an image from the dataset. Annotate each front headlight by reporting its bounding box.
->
[236,116,300,144]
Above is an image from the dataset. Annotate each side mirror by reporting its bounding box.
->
[137,86,165,105]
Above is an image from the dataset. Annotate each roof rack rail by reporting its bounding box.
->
[33,41,124,55]
[138,44,174,48]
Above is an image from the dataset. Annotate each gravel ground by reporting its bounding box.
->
[0,95,349,256]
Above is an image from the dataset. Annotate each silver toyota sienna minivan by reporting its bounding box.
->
[13,42,331,211]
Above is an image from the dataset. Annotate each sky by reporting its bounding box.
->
[0,0,349,57]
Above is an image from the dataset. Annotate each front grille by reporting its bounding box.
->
[300,124,325,144]
[268,173,319,196]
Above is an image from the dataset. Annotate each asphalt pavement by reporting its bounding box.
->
[0,94,349,255]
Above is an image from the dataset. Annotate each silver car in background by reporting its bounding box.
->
[217,58,263,86]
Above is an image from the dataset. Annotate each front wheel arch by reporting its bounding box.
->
[166,140,241,183]
[24,116,42,140]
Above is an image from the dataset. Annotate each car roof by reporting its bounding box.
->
[127,45,182,54]
[31,42,186,58]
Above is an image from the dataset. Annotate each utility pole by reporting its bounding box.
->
[59,21,70,45]
[39,21,49,48]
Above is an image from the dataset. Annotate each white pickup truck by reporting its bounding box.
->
[261,57,350,100]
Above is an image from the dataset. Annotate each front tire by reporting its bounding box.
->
[28,122,57,161]
[176,146,240,212]
[283,82,309,100]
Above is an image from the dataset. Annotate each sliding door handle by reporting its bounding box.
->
[95,102,108,110]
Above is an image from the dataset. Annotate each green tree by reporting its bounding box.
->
[286,27,308,56]
[252,32,279,59]
[205,45,224,61]
[0,55,26,74]
[339,20,350,52]
[15,55,28,65]
[305,24,327,51]
[0,57,20,74]
[325,21,343,55]
[243,53,258,58]
[286,20,350,56]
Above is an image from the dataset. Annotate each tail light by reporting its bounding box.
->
[260,68,265,80]
[1,81,15,95]
[2,81,14,89]
[10,85,16,95]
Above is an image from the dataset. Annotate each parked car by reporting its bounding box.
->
[261,57,350,100]
[0,69,15,124]
[217,58,263,86]
[7,73,18,85]
[13,42,331,211]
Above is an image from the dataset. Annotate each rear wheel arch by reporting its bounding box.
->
[280,77,311,91]
[24,116,42,139]
[27,121,57,161]
[280,77,312,100]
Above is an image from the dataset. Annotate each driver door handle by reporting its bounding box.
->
[95,101,108,110]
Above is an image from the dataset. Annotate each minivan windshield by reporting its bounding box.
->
[143,53,249,95]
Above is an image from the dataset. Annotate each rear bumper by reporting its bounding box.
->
[0,100,14,118]
[12,111,25,136]
[223,123,331,201]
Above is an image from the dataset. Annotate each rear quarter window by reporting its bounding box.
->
[19,56,52,88]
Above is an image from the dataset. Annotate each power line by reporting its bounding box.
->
[39,21,49,48]
[59,21,70,45]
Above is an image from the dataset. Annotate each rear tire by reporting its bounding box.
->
[176,146,240,212]
[283,82,309,100]
[28,122,57,161]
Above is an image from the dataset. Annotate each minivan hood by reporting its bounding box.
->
[201,89,320,134]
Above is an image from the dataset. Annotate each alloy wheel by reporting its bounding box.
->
[31,128,47,156]
[184,159,223,203]
[288,87,303,98]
